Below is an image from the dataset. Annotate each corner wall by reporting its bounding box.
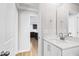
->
[0,3,18,56]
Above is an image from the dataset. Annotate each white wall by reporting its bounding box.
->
[40,3,79,35]
[40,4,56,36]
[18,10,38,52]
[57,4,69,34]
[39,3,57,55]
[0,3,18,56]
[30,16,39,32]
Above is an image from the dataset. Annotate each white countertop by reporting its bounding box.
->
[44,35,79,50]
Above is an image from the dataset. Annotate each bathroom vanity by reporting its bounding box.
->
[43,36,79,56]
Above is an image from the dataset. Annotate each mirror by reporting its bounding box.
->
[68,11,79,37]
[56,3,79,38]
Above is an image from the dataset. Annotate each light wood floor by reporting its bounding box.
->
[16,38,38,56]
[31,38,38,56]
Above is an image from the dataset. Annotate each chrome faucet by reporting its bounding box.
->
[67,32,71,36]
[59,33,65,40]
[59,32,72,40]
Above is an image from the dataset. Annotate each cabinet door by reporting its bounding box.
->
[43,40,49,56]
[44,40,61,56]
[62,47,79,56]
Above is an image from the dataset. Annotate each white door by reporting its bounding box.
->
[18,12,30,52]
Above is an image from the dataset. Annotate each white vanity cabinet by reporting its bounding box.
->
[43,40,61,56]
[62,47,79,56]
[43,39,79,56]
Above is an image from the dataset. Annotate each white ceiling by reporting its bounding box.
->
[16,3,40,13]
[16,3,79,13]
[19,3,39,9]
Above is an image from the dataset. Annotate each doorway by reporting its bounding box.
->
[16,14,40,56]
[30,16,39,56]
[30,32,38,56]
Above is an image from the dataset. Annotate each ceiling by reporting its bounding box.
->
[19,3,39,9]
[16,3,79,13]
[16,3,40,13]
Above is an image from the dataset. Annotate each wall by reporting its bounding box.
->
[18,10,38,52]
[57,4,69,34]
[40,3,56,36]
[39,3,57,55]
[30,16,39,32]
[40,3,79,35]
[0,3,18,56]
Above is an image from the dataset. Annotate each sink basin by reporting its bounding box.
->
[44,35,79,50]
